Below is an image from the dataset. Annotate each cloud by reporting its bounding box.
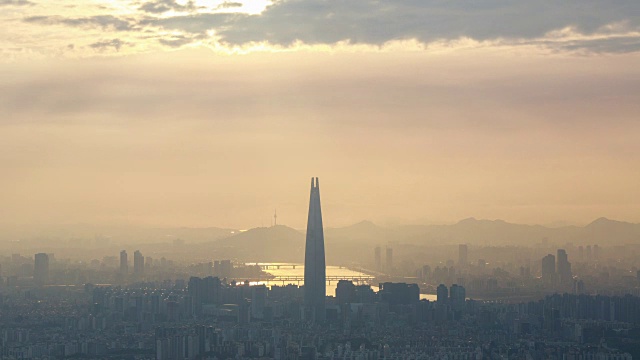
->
[217,2,242,9]
[16,0,640,54]
[139,0,197,14]
[212,0,640,47]
[534,34,640,54]
[89,38,128,51]
[0,0,34,6]
[140,13,232,33]
[24,15,137,31]
[158,35,197,47]
[135,0,640,54]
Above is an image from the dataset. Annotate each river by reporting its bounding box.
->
[247,263,437,301]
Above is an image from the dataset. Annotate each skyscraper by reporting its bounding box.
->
[120,250,128,274]
[304,177,326,322]
[437,284,448,304]
[556,249,572,283]
[541,254,556,282]
[450,284,466,311]
[34,253,49,285]
[134,250,144,276]
[336,280,356,305]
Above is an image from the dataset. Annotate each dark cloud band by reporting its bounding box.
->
[20,0,640,53]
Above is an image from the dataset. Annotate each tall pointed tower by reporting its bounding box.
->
[304,177,326,322]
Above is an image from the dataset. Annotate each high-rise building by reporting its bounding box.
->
[541,254,556,282]
[34,253,49,285]
[120,250,128,274]
[336,280,356,305]
[304,177,326,322]
[449,284,466,311]
[374,246,382,270]
[134,250,144,276]
[556,249,572,283]
[458,244,468,267]
[213,260,232,278]
[421,265,431,282]
[188,276,222,315]
[251,285,267,319]
[378,282,419,305]
[437,284,448,304]
[220,260,232,278]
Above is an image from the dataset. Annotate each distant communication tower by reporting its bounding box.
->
[274,209,278,226]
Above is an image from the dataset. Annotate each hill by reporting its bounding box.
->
[214,225,304,262]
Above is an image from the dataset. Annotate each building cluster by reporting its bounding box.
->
[1,279,639,359]
[407,242,639,302]
[541,249,573,285]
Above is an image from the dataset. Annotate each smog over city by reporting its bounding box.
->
[1,0,640,359]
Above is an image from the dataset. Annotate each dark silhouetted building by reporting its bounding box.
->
[436,284,449,322]
[336,280,356,305]
[214,260,232,278]
[437,284,448,304]
[542,254,556,282]
[304,177,326,322]
[120,250,128,275]
[34,253,49,285]
[450,284,466,311]
[134,250,144,276]
[379,282,419,305]
[251,285,267,319]
[557,249,572,283]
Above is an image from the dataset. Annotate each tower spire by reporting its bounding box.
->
[304,176,326,322]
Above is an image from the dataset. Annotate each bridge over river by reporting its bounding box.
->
[236,274,375,285]
[242,263,377,286]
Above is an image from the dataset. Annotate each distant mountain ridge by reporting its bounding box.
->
[323,217,640,246]
[214,225,305,262]
[3,218,639,249]
[203,217,640,263]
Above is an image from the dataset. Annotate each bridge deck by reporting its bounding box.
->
[234,275,375,284]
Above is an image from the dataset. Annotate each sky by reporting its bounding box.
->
[0,0,639,229]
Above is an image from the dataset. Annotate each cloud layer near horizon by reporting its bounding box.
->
[0,0,639,57]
